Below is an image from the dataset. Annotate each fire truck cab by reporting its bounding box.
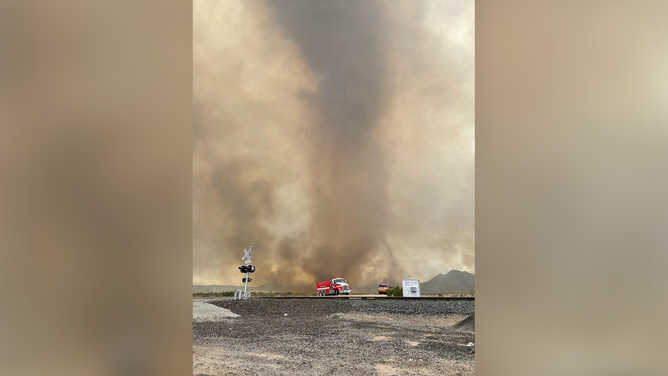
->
[317,278,351,296]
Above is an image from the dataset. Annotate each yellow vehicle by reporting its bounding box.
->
[378,284,390,295]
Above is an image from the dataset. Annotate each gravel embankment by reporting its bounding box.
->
[193,301,239,322]
[212,298,474,317]
[453,312,475,333]
[194,298,475,376]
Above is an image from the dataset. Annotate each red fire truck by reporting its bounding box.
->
[316,277,351,296]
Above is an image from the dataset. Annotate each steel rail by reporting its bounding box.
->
[255,296,474,301]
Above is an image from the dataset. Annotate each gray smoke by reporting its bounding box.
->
[193,0,474,287]
[265,0,393,284]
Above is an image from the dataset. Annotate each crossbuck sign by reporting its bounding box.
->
[242,246,252,264]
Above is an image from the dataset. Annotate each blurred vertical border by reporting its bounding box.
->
[0,1,192,375]
[477,1,667,375]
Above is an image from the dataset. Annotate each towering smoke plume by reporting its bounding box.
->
[265,1,394,284]
[194,0,474,287]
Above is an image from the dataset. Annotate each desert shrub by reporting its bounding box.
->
[386,286,403,297]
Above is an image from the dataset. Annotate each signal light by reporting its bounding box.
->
[243,277,252,283]
[238,265,256,274]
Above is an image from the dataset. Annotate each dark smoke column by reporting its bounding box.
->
[266,0,394,282]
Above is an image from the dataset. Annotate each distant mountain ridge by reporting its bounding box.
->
[419,270,475,294]
[193,269,474,294]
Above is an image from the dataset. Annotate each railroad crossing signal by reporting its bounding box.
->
[235,245,255,300]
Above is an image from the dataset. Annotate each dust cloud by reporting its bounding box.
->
[194,0,474,287]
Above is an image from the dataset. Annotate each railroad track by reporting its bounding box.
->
[196,296,474,301]
[256,295,474,301]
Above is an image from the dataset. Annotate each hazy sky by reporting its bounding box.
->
[193,0,474,287]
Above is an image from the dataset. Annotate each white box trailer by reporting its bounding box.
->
[402,275,421,297]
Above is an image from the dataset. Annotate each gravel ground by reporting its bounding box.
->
[193,301,240,322]
[193,298,475,376]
